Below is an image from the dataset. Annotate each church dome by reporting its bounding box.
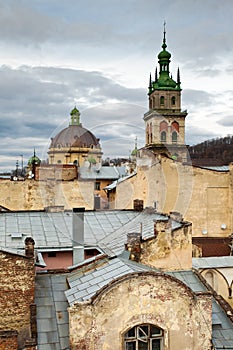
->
[50,107,100,149]
[50,125,100,148]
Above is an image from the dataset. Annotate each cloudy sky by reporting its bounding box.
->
[0,0,233,171]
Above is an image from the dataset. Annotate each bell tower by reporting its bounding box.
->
[143,23,188,161]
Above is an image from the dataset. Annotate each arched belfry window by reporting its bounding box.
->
[123,324,163,350]
[172,131,178,143]
[171,121,179,132]
[161,131,166,143]
[171,96,176,105]
[160,96,164,106]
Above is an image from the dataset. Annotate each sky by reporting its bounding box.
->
[0,0,233,172]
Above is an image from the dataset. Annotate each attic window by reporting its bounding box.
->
[124,324,163,350]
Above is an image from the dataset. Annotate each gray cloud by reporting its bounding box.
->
[217,115,233,127]
[186,126,219,146]
[0,0,232,170]
[183,89,214,108]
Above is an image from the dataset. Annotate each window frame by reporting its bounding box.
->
[123,324,163,350]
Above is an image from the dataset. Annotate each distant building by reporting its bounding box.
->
[144,25,188,162]
[48,107,102,166]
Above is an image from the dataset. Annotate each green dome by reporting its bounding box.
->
[70,106,80,116]
[158,49,171,60]
[28,150,41,165]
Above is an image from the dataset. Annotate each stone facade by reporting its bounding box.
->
[69,272,212,350]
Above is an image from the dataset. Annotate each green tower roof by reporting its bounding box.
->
[28,149,41,165]
[148,23,181,93]
[70,106,81,125]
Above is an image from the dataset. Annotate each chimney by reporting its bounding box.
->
[25,237,35,258]
[133,199,144,211]
[72,207,85,265]
[126,232,141,262]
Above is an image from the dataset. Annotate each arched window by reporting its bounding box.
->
[160,96,164,106]
[172,131,178,143]
[171,96,176,105]
[171,121,179,132]
[161,131,166,143]
[124,324,163,350]
[159,121,168,132]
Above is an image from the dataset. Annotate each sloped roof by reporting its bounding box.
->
[35,273,70,350]
[0,210,140,251]
[0,209,181,257]
[78,165,126,180]
[193,256,233,269]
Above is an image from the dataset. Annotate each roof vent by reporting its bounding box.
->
[10,232,23,239]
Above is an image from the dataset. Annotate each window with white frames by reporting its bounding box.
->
[124,324,163,350]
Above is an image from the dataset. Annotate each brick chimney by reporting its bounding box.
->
[25,237,35,258]
[133,199,144,211]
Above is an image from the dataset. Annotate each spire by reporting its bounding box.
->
[148,73,152,93]
[162,20,167,50]
[177,67,181,84]
[155,67,158,82]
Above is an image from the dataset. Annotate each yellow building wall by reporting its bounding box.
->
[0,179,94,211]
[114,155,233,237]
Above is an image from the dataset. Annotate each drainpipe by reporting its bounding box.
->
[72,207,85,265]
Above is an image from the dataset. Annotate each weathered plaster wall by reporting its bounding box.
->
[115,155,232,237]
[69,273,212,350]
[0,179,94,210]
[140,224,192,271]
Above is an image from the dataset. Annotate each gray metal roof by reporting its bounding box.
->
[193,256,233,269]
[0,210,139,251]
[78,165,126,180]
[197,165,229,172]
[97,210,182,257]
[65,253,153,305]
[35,273,70,350]
[103,172,136,190]
[0,209,180,257]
